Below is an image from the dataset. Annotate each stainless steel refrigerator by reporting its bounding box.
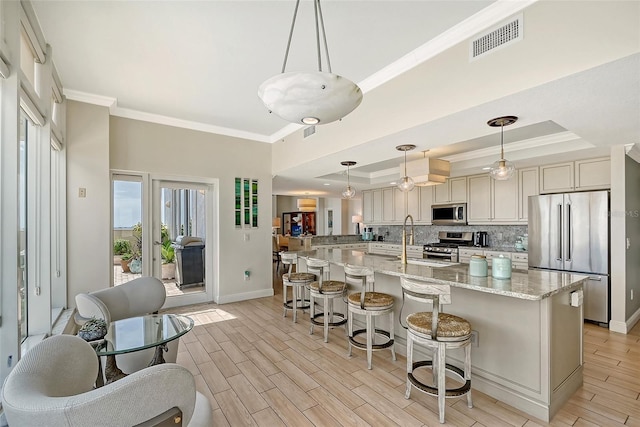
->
[528,190,609,325]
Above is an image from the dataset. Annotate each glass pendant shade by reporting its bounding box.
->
[487,115,518,181]
[397,176,415,192]
[489,159,515,180]
[341,185,356,199]
[341,160,357,199]
[259,72,362,125]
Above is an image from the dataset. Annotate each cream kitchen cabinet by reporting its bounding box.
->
[511,252,529,270]
[540,157,610,194]
[518,167,539,222]
[458,247,485,263]
[368,243,401,256]
[362,190,373,223]
[394,187,419,221]
[433,177,467,204]
[467,175,492,222]
[484,250,512,266]
[382,188,394,222]
[417,186,433,224]
[467,173,519,224]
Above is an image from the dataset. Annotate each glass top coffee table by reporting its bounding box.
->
[93,313,193,385]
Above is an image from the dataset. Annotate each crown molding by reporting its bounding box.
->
[63,89,272,143]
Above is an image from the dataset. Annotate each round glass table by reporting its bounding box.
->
[93,314,193,385]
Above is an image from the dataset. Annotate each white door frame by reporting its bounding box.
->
[150,174,218,308]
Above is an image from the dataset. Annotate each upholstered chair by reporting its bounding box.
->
[1,334,212,427]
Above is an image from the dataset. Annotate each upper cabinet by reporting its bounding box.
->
[540,158,610,194]
[394,187,419,222]
[467,172,520,224]
[362,186,427,225]
[518,167,539,222]
[433,177,467,204]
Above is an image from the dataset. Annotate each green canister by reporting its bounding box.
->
[469,255,488,277]
[492,255,512,279]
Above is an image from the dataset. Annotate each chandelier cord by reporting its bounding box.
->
[281,0,301,73]
[280,0,332,74]
[316,0,332,73]
[500,123,505,160]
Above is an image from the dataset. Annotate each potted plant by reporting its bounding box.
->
[120,253,132,273]
[161,240,176,279]
[128,222,143,274]
[113,238,132,266]
[78,317,108,341]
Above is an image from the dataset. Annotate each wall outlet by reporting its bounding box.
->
[243,233,250,242]
[471,330,479,347]
[78,187,86,198]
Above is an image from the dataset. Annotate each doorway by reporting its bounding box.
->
[151,178,216,308]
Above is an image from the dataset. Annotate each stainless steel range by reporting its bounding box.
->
[423,231,474,262]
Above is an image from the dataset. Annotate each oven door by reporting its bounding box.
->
[423,251,456,262]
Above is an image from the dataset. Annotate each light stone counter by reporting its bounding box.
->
[298,248,586,300]
[296,248,586,422]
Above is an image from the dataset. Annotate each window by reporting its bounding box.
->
[18,111,32,343]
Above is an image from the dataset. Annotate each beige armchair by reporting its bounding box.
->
[1,334,212,427]
[75,276,177,375]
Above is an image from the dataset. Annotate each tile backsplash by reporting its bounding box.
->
[374,225,528,248]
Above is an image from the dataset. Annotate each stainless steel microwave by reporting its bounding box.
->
[432,203,467,225]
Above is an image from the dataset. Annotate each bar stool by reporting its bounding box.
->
[399,276,473,424]
[280,252,314,323]
[305,258,347,343]
[344,264,396,369]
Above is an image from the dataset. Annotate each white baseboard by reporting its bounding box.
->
[216,288,274,304]
[609,306,640,334]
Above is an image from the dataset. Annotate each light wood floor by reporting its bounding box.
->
[168,265,640,426]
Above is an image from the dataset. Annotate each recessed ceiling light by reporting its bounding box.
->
[389,181,397,185]
[323,183,331,186]
[482,167,491,171]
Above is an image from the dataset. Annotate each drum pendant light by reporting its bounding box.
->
[396,144,416,192]
[258,0,362,125]
[488,116,518,180]
[341,161,356,199]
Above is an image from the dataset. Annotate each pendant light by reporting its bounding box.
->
[258,0,363,125]
[488,116,518,180]
[341,161,356,199]
[396,144,416,192]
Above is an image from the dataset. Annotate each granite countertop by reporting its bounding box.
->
[297,248,587,301]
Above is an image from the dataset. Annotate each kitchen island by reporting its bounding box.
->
[296,248,587,422]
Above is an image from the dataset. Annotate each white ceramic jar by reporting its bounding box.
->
[469,255,488,277]
[492,255,512,279]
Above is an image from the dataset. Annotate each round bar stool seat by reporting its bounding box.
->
[281,252,314,323]
[400,276,473,424]
[344,264,396,370]
[306,258,347,343]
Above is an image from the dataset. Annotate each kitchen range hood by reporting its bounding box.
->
[402,157,450,186]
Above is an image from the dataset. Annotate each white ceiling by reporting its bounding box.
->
[31,0,640,198]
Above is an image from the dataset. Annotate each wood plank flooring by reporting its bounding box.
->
[166,267,640,426]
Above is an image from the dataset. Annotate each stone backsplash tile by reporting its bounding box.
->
[375,225,528,249]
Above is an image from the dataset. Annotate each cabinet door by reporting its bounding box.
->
[418,186,433,223]
[382,188,394,222]
[450,177,467,202]
[362,191,373,223]
[492,174,518,222]
[540,162,574,193]
[393,187,419,221]
[575,157,610,190]
[394,188,405,221]
[372,190,383,223]
[518,167,539,222]
[434,179,450,204]
[467,175,492,222]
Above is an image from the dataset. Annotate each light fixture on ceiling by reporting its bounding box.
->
[396,144,416,192]
[405,150,450,186]
[488,115,518,180]
[257,0,363,125]
[297,198,316,211]
[341,161,356,199]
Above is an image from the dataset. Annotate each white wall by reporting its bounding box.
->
[109,115,273,304]
[66,101,111,307]
[625,155,640,322]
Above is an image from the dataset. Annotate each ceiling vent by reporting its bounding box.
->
[470,14,523,61]
[304,125,316,138]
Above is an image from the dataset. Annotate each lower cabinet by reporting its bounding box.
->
[458,248,528,270]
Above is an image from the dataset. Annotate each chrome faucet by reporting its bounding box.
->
[401,214,415,264]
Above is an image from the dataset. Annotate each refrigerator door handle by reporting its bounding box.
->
[566,203,572,262]
[588,276,602,281]
[557,204,563,261]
